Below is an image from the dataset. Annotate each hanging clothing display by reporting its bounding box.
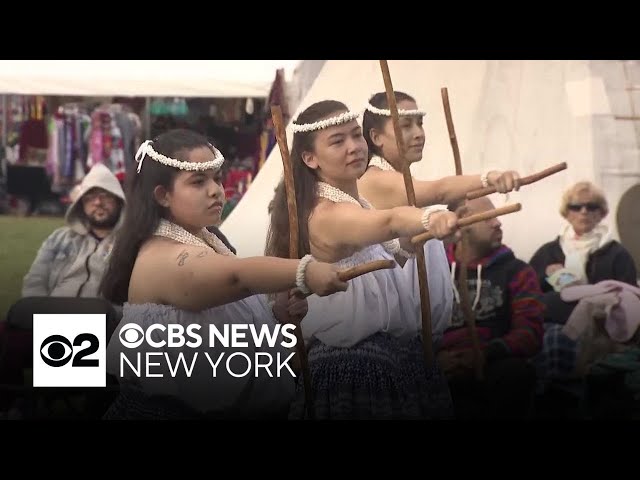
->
[86,104,141,182]
[42,103,141,191]
[46,105,91,192]
[18,96,48,165]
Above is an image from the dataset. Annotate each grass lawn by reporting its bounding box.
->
[0,215,64,319]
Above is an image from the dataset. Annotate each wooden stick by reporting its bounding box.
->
[466,162,567,200]
[296,260,396,299]
[379,60,434,368]
[442,88,463,177]
[270,105,315,420]
[411,203,522,245]
[338,259,395,282]
[441,87,483,381]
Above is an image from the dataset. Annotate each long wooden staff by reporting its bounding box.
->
[270,105,315,420]
[379,60,434,368]
[441,87,483,380]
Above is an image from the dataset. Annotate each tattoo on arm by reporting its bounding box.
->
[196,250,209,258]
[177,250,189,266]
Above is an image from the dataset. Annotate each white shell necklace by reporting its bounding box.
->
[368,155,396,172]
[315,181,403,257]
[154,218,235,256]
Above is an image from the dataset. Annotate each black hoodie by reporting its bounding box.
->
[442,244,545,360]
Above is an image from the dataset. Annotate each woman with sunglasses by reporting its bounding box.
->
[530,181,637,293]
[528,181,637,399]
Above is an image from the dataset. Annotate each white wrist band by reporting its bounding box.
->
[421,205,450,231]
[480,171,491,188]
[295,254,315,295]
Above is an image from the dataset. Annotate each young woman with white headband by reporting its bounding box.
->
[266,100,461,419]
[99,129,348,419]
[359,90,523,347]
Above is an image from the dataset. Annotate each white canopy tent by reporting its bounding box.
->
[0,60,301,97]
[0,60,301,207]
[0,59,301,161]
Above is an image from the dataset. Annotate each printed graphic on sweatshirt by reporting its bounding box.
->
[451,279,504,328]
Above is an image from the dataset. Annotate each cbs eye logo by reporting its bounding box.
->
[118,324,144,348]
[40,333,100,368]
[33,313,106,388]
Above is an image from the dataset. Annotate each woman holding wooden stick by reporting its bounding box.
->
[359,91,523,346]
[266,100,459,419]
[99,129,349,420]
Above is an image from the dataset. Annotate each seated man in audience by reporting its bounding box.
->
[22,164,125,298]
[438,196,545,419]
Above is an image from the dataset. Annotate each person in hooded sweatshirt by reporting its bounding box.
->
[22,163,125,299]
[437,196,544,419]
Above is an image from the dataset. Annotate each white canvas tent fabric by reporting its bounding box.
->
[222,60,637,264]
[0,60,301,97]
[285,60,326,116]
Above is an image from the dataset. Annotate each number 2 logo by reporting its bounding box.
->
[40,334,100,368]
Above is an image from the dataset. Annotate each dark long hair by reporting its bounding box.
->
[362,91,416,160]
[264,100,349,259]
[100,129,215,305]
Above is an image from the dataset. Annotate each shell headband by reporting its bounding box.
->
[135,140,225,173]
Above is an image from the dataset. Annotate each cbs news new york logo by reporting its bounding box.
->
[33,314,106,387]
